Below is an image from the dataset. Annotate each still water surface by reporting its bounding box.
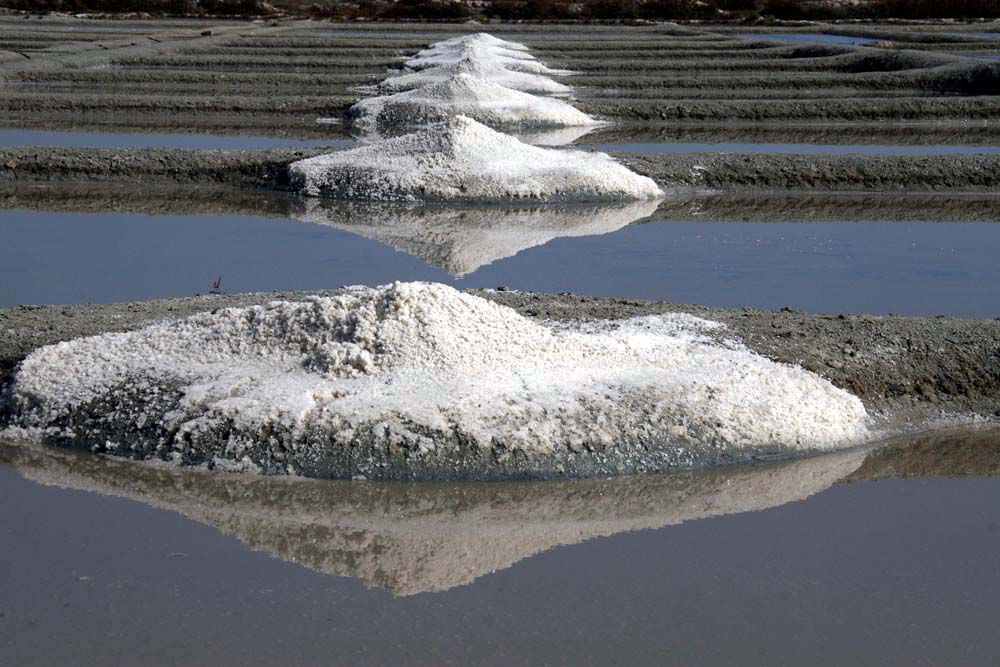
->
[2,208,998,317]
[1,427,999,666]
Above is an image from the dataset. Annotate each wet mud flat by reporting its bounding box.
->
[1,287,997,480]
[4,145,1000,192]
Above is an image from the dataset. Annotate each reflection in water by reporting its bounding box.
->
[348,122,598,147]
[291,198,661,276]
[0,439,861,595]
[2,427,997,596]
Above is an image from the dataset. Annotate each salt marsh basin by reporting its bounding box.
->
[2,15,1000,666]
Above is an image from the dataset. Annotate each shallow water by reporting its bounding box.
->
[1,426,999,665]
[2,207,999,316]
[0,128,351,150]
[584,141,1000,155]
[735,32,873,46]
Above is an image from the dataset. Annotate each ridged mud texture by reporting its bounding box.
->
[2,17,1000,135]
[4,145,1000,192]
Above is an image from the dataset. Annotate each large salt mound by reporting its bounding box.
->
[288,116,660,202]
[350,74,597,132]
[4,282,870,479]
[291,199,661,276]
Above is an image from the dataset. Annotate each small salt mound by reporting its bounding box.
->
[288,116,661,202]
[379,60,573,96]
[350,74,598,132]
[422,33,531,53]
[405,43,572,77]
[291,199,662,276]
[4,282,870,474]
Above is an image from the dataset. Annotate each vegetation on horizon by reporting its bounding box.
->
[3,0,1000,21]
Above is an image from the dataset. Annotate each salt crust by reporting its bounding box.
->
[289,116,662,202]
[6,283,871,469]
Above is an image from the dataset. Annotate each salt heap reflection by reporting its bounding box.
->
[289,198,662,276]
[0,439,867,596]
[7,427,997,595]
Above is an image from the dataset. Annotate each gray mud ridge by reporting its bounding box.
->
[4,18,1000,132]
[5,146,1000,192]
[1,290,997,480]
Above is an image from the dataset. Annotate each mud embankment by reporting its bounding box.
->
[3,146,1000,192]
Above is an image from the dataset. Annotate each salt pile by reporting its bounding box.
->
[376,61,573,97]
[291,199,662,276]
[3,282,871,478]
[403,40,573,77]
[289,116,662,202]
[293,33,659,203]
[348,32,597,133]
[350,74,596,132]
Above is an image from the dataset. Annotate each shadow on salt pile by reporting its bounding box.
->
[289,199,661,277]
[5,425,996,595]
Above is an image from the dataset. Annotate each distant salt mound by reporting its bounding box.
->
[350,74,597,132]
[420,33,531,53]
[4,282,870,477]
[290,117,656,202]
[291,199,662,276]
[379,60,573,96]
[404,43,572,77]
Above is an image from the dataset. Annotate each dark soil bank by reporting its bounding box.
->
[4,146,1000,192]
[1,289,998,479]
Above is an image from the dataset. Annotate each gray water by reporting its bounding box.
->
[11,129,997,156]
[0,129,351,150]
[735,32,873,46]
[2,208,999,317]
[585,141,1000,155]
[1,427,999,666]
